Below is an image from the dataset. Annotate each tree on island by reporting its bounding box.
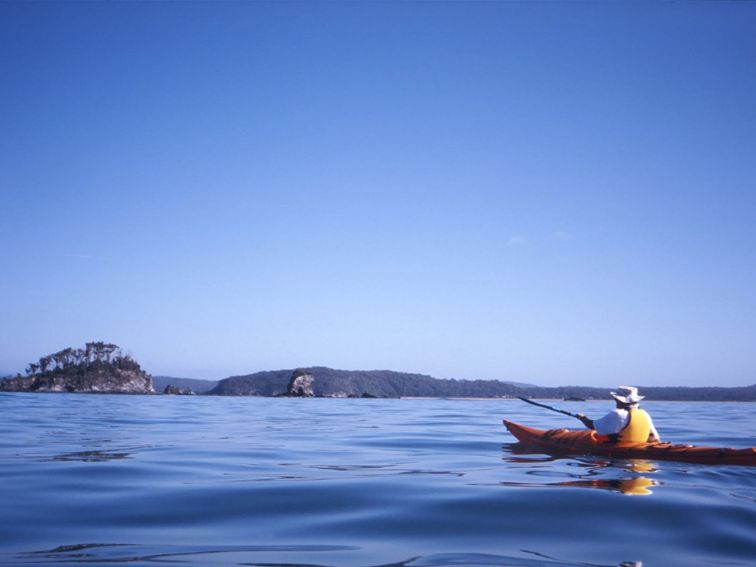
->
[24,342,141,377]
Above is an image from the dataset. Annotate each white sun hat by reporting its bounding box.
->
[610,386,645,404]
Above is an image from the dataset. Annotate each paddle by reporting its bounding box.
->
[517,396,584,422]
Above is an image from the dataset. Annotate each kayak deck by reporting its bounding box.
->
[504,420,756,467]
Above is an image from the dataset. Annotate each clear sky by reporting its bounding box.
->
[2,2,755,387]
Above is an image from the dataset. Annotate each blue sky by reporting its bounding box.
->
[2,2,755,386]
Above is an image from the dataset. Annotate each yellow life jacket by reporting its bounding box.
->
[617,408,652,443]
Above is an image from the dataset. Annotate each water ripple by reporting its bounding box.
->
[1,394,754,567]
[9,545,641,567]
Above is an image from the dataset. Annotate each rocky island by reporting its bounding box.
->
[0,342,154,394]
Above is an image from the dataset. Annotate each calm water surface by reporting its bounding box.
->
[1,393,754,567]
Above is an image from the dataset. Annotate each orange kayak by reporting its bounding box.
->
[504,420,756,467]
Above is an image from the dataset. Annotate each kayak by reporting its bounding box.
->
[503,420,756,467]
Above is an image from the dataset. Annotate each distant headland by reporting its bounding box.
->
[2,342,755,401]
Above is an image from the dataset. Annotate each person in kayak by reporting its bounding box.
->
[576,386,661,443]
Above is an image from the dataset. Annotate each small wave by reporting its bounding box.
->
[51,450,131,462]
[13,543,358,565]
[9,545,641,567]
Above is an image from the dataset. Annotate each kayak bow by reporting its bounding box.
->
[504,420,756,467]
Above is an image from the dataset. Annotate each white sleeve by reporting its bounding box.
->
[592,409,627,436]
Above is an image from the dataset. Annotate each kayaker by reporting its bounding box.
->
[576,386,661,443]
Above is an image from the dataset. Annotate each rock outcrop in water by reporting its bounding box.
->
[152,376,218,394]
[0,342,154,394]
[162,384,195,395]
[286,369,315,397]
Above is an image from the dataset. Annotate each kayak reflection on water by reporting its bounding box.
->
[497,471,660,496]
[556,476,658,496]
[501,447,661,495]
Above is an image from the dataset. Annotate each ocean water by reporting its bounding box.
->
[0,393,754,567]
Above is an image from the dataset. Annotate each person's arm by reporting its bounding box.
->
[592,410,626,436]
[648,418,661,442]
[576,413,594,430]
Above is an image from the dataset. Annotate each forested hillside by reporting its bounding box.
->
[209,367,525,397]
[208,366,756,401]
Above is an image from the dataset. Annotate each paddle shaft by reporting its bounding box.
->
[517,397,582,420]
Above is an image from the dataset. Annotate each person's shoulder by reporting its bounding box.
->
[601,408,625,422]
[641,409,651,419]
